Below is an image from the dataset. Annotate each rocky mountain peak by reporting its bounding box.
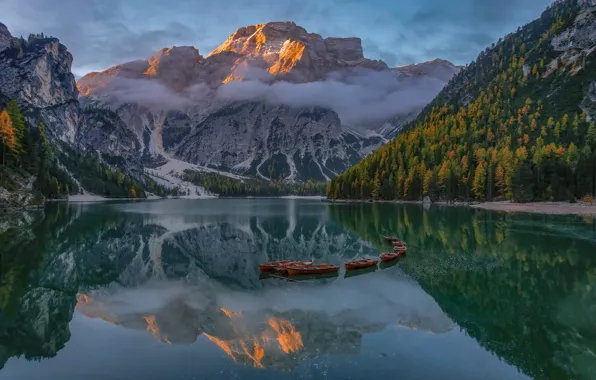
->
[208,21,310,58]
[394,58,462,82]
[204,21,387,83]
[0,23,79,141]
[0,22,12,51]
[143,46,204,91]
[77,45,205,96]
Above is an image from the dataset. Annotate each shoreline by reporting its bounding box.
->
[326,199,596,216]
[468,201,596,216]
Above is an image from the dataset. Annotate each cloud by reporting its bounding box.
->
[215,69,447,125]
[92,78,212,111]
[91,66,448,127]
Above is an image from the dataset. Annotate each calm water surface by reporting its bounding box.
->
[1,199,596,380]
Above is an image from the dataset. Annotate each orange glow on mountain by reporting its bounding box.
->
[240,340,265,368]
[75,293,117,325]
[77,66,123,96]
[144,315,160,337]
[144,56,160,76]
[268,318,303,354]
[204,333,237,361]
[221,307,243,318]
[268,40,305,75]
[77,293,91,305]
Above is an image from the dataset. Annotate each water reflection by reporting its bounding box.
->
[0,200,594,379]
[74,267,453,370]
[330,202,596,380]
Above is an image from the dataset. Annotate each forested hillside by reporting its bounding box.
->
[328,0,596,202]
[0,94,173,209]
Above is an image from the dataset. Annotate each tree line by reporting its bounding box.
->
[328,0,595,203]
[181,169,326,197]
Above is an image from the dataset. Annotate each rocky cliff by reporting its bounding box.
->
[0,31,79,141]
[0,24,150,187]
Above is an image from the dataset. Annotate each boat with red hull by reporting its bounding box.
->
[392,243,407,253]
[259,260,312,273]
[287,264,339,276]
[380,251,404,262]
[274,260,313,274]
[344,258,378,270]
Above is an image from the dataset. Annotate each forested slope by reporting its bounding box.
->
[328,0,596,202]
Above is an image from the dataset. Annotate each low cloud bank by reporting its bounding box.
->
[217,69,446,125]
[95,68,448,126]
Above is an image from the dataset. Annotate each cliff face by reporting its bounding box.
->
[0,25,143,180]
[0,22,11,51]
[0,36,79,141]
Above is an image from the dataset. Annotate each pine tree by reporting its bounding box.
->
[0,110,16,170]
[5,101,26,156]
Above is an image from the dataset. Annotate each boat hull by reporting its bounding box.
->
[287,265,339,276]
[345,259,378,270]
[259,260,312,272]
[274,260,313,273]
[380,252,403,262]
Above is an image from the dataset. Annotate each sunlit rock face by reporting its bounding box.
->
[207,21,388,83]
[77,46,204,97]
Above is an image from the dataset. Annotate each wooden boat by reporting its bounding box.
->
[380,251,404,262]
[274,260,313,274]
[383,235,399,242]
[392,243,407,253]
[344,258,378,270]
[259,260,297,272]
[287,264,339,276]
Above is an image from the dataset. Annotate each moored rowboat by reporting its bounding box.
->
[287,264,339,276]
[344,258,378,270]
[392,244,407,253]
[380,251,404,262]
[384,236,399,242]
[274,260,313,274]
[259,260,296,272]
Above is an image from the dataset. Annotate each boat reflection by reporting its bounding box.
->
[344,265,378,278]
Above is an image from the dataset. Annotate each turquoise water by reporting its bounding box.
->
[0,199,595,379]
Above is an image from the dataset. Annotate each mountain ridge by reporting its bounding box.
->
[328,0,596,202]
[74,20,460,183]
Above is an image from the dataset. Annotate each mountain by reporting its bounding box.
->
[0,27,179,208]
[328,0,596,202]
[76,21,459,182]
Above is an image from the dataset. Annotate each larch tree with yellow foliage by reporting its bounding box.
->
[0,109,15,168]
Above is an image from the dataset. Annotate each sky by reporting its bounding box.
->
[0,0,552,78]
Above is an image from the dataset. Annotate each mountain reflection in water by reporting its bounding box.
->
[74,266,453,370]
[0,199,595,379]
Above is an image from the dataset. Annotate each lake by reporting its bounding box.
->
[0,199,595,380]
